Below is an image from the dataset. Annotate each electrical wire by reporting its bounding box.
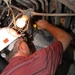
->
[9,5,75,17]
[8,13,22,27]
[3,0,75,18]
[8,7,17,28]
[3,0,9,6]
[0,6,8,19]
[9,5,24,13]
[3,0,17,29]
[32,12,75,16]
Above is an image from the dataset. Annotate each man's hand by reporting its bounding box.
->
[36,20,50,30]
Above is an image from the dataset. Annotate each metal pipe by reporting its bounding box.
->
[30,0,39,10]
[38,0,44,11]
[16,0,31,8]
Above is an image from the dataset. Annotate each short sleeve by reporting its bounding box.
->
[36,41,63,75]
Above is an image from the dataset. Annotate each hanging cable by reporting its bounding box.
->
[9,5,24,13]
[32,12,75,16]
[9,5,75,17]
[3,0,17,29]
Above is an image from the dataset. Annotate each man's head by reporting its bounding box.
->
[6,37,30,60]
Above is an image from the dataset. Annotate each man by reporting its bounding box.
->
[1,20,72,75]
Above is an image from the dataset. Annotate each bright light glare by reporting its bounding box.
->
[16,18,26,28]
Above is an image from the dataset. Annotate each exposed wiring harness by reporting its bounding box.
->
[2,0,75,30]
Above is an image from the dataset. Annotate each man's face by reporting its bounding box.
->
[17,37,30,56]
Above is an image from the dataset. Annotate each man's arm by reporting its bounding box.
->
[36,20,72,51]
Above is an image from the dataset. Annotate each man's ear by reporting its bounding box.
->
[18,45,23,51]
[18,45,26,53]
